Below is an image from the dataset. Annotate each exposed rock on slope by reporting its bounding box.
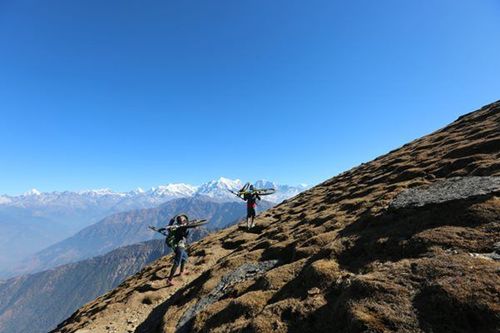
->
[390,176,500,209]
[52,101,500,333]
[176,260,280,332]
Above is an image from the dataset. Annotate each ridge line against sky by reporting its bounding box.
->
[1,0,499,195]
[0,177,309,197]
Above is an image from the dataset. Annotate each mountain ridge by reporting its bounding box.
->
[0,178,308,204]
[0,239,171,333]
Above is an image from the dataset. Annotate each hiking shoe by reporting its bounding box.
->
[166,279,175,286]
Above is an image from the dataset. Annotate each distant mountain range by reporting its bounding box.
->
[0,177,307,207]
[7,196,275,278]
[196,178,308,203]
[0,178,308,275]
[0,239,174,333]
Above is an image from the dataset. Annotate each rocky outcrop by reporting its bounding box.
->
[390,176,500,209]
[470,241,500,261]
[177,260,279,332]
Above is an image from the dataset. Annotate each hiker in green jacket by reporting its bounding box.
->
[149,215,208,286]
[164,214,190,286]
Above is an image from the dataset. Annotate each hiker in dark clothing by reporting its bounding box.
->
[243,185,261,230]
[163,214,190,286]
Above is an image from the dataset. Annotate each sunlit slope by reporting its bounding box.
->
[53,101,499,333]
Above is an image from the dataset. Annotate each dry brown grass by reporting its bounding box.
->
[52,101,500,333]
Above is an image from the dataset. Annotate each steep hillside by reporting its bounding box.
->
[12,197,274,276]
[52,101,499,333]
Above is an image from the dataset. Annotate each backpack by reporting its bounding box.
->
[164,216,177,248]
[166,231,177,249]
[165,214,189,248]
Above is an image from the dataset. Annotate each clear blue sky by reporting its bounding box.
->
[1,0,499,195]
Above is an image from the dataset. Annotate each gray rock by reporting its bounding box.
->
[177,260,279,332]
[390,176,500,209]
[469,252,500,261]
[493,242,500,254]
[470,241,500,261]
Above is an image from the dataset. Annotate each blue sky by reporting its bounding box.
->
[0,0,499,195]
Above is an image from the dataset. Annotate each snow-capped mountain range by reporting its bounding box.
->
[0,177,308,207]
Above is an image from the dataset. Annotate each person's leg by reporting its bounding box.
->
[180,261,185,274]
[249,207,256,228]
[167,247,181,284]
[179,248,188,275]
[168,263,178,280]
[246,207,252,230]
[179,248,189,275]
